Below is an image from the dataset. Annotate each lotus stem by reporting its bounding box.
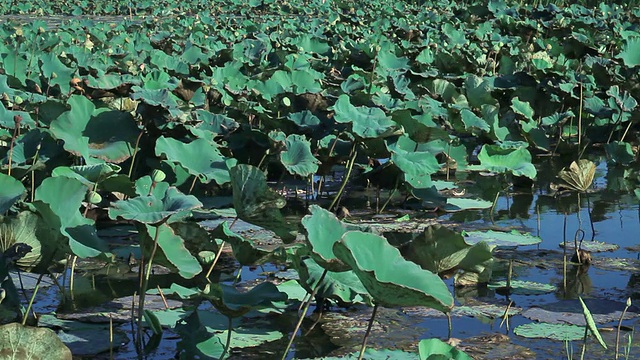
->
[358,303,379,360]
[69,255,78,294]
[329,144,357,212]
[585,192,595,241]
[281,269,328,360]
[157,285,169,310]
[489,190,500,224]
[578,82,583,149]
[7,125,18,176]
[499,300,513,331]
[233,267,243,285]
[110,313,114,360]
[21,284,39,326]
[205,240,226,281]
[219,316,233,360]
[127,130,145,179]
[137,225,162,352]
[447,313,452,339]
[188,176,198,194]
[580,326,588,360]
[616,297,632,359]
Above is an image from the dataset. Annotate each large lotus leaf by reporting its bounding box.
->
[391,150,440,189]
[0,323,72,359]
[33,177,107,258]
[287,110,321,130]
[418,338,473,360]
[469,144,537,179]
[301,205,350,272]
[0,173,25,213]
[52,164,121,186]
[401,225,494,285]
[460,109,490,132]
[301,349,419,360]
[391,110,449,143]
[0,212,42,271]
[156,136,230,185]
[558,159,596,192]
[295,257,372,305]
[463,230,542,248]
[109,186,202,225]
[204,282,288,318]
[141,223,202,279]
[514,322,584,341]
[488,280,556,295]
[280,134,319,177]
[84,108,141,163]
[134,176,170,198]
[605,141,634,166]
[175,311,225,359]
[332,94,400,138]
[171,221,219,255]
[607,86,637,112]
[130,88,182,117]
[2,129,62,167]
[209,221,271,265]
[230,165,297,243]
[332,231,454,312]
[442,198,493,212]
[49,95,95,163]
[465,75,496,108]
[40,52,75,94]
[617,37,640,67]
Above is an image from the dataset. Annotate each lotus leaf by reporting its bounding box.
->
[205,282,288,318]
[139,223,202,279]
[280,134,320,177]
[0,174,25,213]
[0,211,42,271]
[514,322,585,341]
[0,323,71,359]
[295,257,372,305]
[301,205,350,271]
[155,136,230,185]
[558,159,596,192]
[209,221,271,265]
[605,141,635,166]
[469,144,537,179]
[463,230,542,247]
[488,280,556,295]
[332,94,400,139]
[332,231,454,312]
[617,37,640,67]
[230,164,297,243]
[419,338,473,360]
[109,186,202,225]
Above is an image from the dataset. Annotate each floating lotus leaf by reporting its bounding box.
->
[301,205,350,272]
[0,174,25,213]
[463,230,542,248]
[468,143,537,180]
[558,159,596,192]
[488,280,556,295]
[560,240,618,252]
[521,299,638,325]
[514,322,585,341]
[419,338,473,360]
[280,134,319,177]
[230,164,297,243]
[442,198,493,212]
[332,231,454,312]
[156,136,230,185]
[300,349,419,360]
[0,323,72,359]
[400,225,494,285]
[109,186,202,226]
[0,212,42,271]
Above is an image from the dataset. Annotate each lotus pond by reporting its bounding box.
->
[3,0,640,359]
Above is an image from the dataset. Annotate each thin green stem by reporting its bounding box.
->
[21,284,39,326]
[616,298,631,359]
[136,225,162,352]
[219,316,233,360]
[128,130,145,179]
[358,303,379,360]
[329,144,357,211]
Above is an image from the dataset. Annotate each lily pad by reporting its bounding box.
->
[463,230,542,247]
[419,338,473,360]
[514,322,585,341]
[0,322,72,359]
[488,280,556,295]
[521,299,639,325]
[559,240,618,252]
[442,198,493,212]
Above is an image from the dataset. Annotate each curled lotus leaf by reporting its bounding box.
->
[558,159,596,192]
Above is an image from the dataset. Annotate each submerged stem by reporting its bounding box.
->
[219,316,233,360]
[136,225,162,353]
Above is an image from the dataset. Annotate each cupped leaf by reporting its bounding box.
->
[0,212,43,271]
[558,159,596,192]
[0,323,71,359]
[230,165,297,243]
[204,282,288,318]
[0,174,26,213]
[418,338,473,360]
[141,224,202,279]
[109,187,202,225]
[578,296,607,349]
[301,205,350,272]
[156,136,230,185]
[280,134,319,177]
[469,143,537,179]
[332,231,454,312]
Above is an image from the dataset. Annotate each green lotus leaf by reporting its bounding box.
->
[204,282,288,318]
[175,311,225,359]
[607,86,637,112]
[513,322,585,341]
[189,110,239,138]
[559,240,618,252]
[217,327,283,349]
[276,280,308,302]
[109,186,202,225]
[0,323,72,359]
[52,164,121,186]
[141,223,202,279]
[209,221,271,266]
[0,174,25,213]
[301,205,350,272]
[460,109,490,132]
[617,37,640,67]
[465,75,496,108]
[488,280,556,295]
[40,52,75,94]
[463,230,542,248]
[332,94,400,139]
[419,338,473,360]
[0,212,42,271]
[131,88,183,117]
[156,136,230,185]
[296,257,372,305]
[605,141,634,166]
[135,176,170,198]
[33,177,107,258]
[287,110,321,130]
[230,164,297,243]
[332,231,454,312]
[558,159,596,192]
[469,143,537,179]
[302,349,419,360]
[401,225,494,285]
[442,198,493,212]
[280,134,319,177]
[2,129,61,167]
